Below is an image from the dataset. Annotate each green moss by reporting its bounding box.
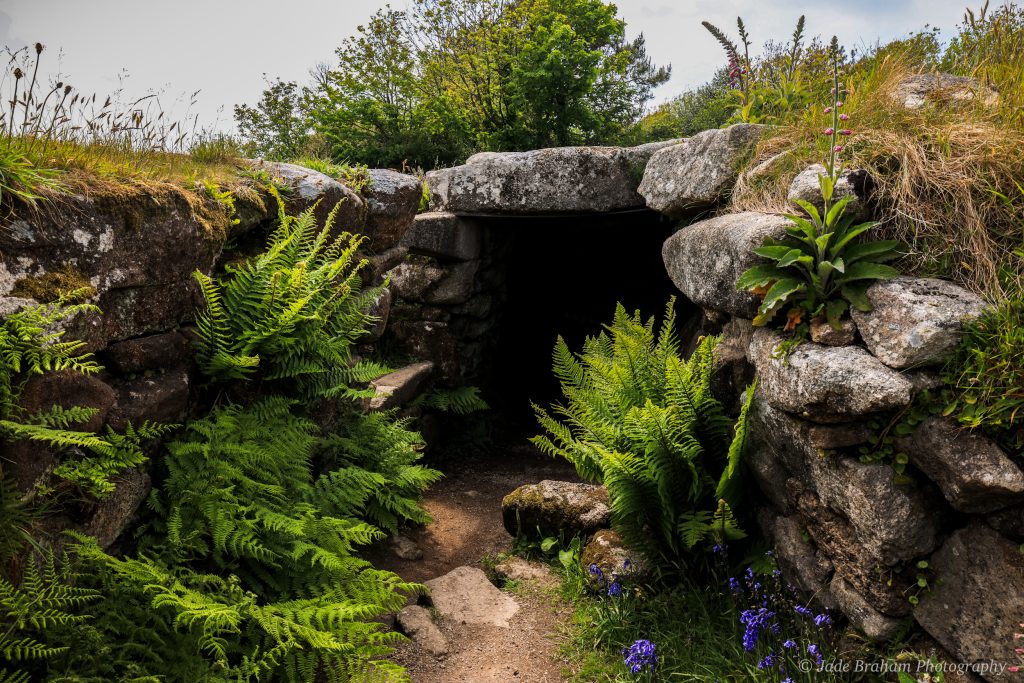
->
[11,265,95,303]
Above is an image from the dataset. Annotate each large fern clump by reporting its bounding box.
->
[532,300,755,570]
[194,193,388,401]
[136,397,420,678]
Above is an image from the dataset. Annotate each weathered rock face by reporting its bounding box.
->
[914,524,1024,682]
[580,528,650,581]
[768,514,835,607]
[710,317,756,411]
[256,161,367,235]
[397,605,448,656]
[386,320,461,382]
[1,189,226,350]
[101,331,191,374]
[806,454,940,565]
[894,73,999,110]
[662,212,791,318]
[107,369,190,430]
[830,576,904,641]
[897,416,1024,513]
[809,317,857,347]
[787,164,872,221]
[749,329,914,422]
[83,467,151,549]
[387,258,479,306]
[425,566,519,628]
[5,370,118,492]
[852,277,986,369]
[501,480,610,539]
[797,490,919,616]
[363,169,422,252]
[425,144,664,214]
[639,124,763,217]
[367,361,434,412]
[400,212,482,262]
[493,557,556,585]
[363,288,392,342]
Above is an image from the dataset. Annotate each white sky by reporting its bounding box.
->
[0,0,975,133]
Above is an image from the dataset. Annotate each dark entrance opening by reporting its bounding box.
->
[482,209,699,432]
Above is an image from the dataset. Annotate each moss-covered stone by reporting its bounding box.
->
[10,264,95,303]
[501,479,610,539]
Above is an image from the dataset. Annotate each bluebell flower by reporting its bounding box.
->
[782,679,794,683]
[713,543,724,554]
[783,639,796,649]
[608,581,622,598]
[807,643,824,665]
[757,651,778,670]
[623,639,658,674]
[588,563,604,583]
[765,550,775,558]
[795,604,813,617]
[623,558,632,570]
[728,576,742,594]
[814,613,832,628]
[739,607,776,652]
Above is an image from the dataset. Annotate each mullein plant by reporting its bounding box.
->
[718,547,839,683]
[736,37,901,335]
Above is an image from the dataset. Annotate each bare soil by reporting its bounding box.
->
[366,440,582,683]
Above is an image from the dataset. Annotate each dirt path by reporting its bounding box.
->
[366,440,582,683]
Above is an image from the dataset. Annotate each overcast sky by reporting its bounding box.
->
[1,0,975,133]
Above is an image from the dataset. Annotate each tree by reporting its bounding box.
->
[235,0,670,168]
[233,77,314,160]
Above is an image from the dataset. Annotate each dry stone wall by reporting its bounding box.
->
[0,161,432,549]
[425,122,1024,679]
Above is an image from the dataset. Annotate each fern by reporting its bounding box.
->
[532,299,755,570]
[141,398,429,679]
[411,386,490,415]
[315,412,442,534]
[0,549,100,680]
[194,191,385,400]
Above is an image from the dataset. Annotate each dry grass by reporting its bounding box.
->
[731,51,1024,301]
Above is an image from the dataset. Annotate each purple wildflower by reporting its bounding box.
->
[623,639,658,674]
[739,608,776,652]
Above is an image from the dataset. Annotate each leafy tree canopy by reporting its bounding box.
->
[235,0,670,168]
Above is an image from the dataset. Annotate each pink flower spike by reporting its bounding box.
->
[839,113,850,121]
[823,106,833,114]
[834,145,844,153]
[824,128,835,135]
[1016,648,1024,654]
[836,101,844,107]
[840,129,853,136]
[1015,633,1024,639]
[1010,667,1021,673]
